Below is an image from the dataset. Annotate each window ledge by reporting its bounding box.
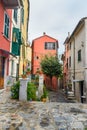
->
[2,33,10,42]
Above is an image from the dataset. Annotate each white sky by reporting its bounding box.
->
[28,0,87,54]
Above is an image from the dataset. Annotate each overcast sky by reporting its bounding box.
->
[29,0,87,54]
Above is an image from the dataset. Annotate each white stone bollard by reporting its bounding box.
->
[38,75,43,98]
[19,78,29,101]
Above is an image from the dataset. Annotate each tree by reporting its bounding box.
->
[40,55,62,78]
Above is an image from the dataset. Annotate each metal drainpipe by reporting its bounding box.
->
[73,37,75,96]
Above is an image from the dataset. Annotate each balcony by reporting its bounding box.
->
[2,0,23,9]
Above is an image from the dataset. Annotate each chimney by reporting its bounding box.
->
[43,32,46,35]
[68,32,70,38]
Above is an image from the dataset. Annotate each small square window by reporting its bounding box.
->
[78,50,81,61]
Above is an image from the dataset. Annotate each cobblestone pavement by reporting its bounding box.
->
[49,90,69,103]
[0,87,87,130]
[48,89,77,103]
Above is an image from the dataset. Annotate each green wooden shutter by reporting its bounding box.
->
[12,28,21,56]
[18,31,22,45]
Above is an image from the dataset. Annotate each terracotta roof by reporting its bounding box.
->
[32,33,59,48]
[32,34,58,42]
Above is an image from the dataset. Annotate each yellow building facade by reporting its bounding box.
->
[26,43,32,70]
[19,0,30,76]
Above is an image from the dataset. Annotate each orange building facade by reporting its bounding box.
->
[32,33,59,91]
[32,33,58,74]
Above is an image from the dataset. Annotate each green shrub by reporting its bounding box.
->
[41,86,49,99]
[27,82,37,101]
[34,75,39,86]
[11,81,20,99]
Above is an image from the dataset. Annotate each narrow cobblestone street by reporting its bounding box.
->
[49,90,76,103]
[0,87,87,130]
[49,90,68,102]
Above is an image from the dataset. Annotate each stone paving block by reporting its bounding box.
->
[70,121,84,130]
[58,128,67,130]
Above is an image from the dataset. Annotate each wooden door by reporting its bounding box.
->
[0,57,5,89]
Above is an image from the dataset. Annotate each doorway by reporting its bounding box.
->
[0,57,5,89]
[79,81,84,103]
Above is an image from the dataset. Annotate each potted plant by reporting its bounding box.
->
[36,70,43,75]
[41,86,48,102]
[26,68,31,75]
[21,71,27,78]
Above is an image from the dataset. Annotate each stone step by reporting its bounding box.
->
[67,96,76,101]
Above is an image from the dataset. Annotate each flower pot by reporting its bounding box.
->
[42,98,47,102]
[26,71,30,75]
[21,74,27,78]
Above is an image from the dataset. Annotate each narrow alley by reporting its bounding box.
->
[49,90,76,103]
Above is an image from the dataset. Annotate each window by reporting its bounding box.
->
[69,56,71,67]
[78,50,81,61]
[67,44,69,50]
[13,9,18,23]
[70,42,71,49]
[36,56,39,59]
[4,13,10,38]
[66,58,68,69]
[21,8,24,24]
[45,42,55,50]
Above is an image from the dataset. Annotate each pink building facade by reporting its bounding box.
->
[0,0,22,89]
[0,1,12,89]
[62,36,70,89]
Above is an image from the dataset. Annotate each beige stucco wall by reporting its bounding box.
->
[68,21,86,102]
[26,46,31,62]
[84,19,87,102]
